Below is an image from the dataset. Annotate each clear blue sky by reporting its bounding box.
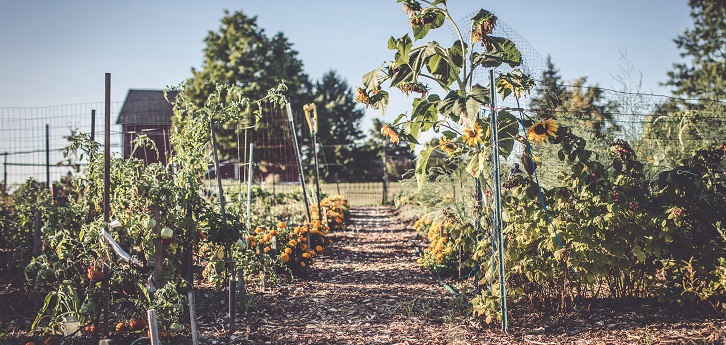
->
[0,1,692,128]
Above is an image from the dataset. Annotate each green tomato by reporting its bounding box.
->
[169,323,182,333]
[80,300,96,316]
[144,218,157,229]
[235,239,246,250]
[160,227,173,239]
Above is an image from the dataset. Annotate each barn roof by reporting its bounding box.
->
[116,89,177,125]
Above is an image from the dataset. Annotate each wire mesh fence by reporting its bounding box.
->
[0,102,123,188]
[1,83,723,204]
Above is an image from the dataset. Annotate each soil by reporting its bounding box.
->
[2,206,725,344]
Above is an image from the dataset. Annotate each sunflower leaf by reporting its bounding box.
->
[497,110,518,157]
[371,90,389,115]
[415,146,436,189]
[362,63,385,90]
[466,152,482,178]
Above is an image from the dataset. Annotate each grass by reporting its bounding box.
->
[206,179,411,207]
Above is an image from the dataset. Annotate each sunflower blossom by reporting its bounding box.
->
[462,122,484,147]
[527,118,558,143]
[438,137,455,155]
[380,124,400,145]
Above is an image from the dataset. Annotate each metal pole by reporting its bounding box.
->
[335,172,340,195]
[103,72,111,337]
[91,109,96,142]
[33,211,41,255]
[245,144,254,231]
[45,124,50,189]
[147,309,160,345]
[489,69,507,331]
[381,150,388,205]
[312,134,322,226]
[2,153,7,188]
[228,277,236,333]
[210,119,226,221]
[285,103,312,222]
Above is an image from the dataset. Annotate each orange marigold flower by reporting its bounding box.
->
[285,247,292,254]
[264,247,271,253]
[277,222,286,229]
[300,262,306,267]
[315,245,323,252]
[255,227,264,234]
[281,253,290,263]
[288,239,297,247]
[302,252,311,259]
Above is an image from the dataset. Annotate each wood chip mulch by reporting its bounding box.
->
[194,206,726,345]
[2,207,724,344]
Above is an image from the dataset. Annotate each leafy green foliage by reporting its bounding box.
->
[664,0,725,101]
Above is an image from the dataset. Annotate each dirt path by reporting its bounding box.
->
[239,206,472,344]
[197,206,725,345]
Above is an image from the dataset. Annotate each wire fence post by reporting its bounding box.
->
[91,109,96,142]
[33,210,41,255]
[489,69,508,332]
[2,152,7,189]
[103,72,111,337]
[45,124,49,189]
[381,150,388,205]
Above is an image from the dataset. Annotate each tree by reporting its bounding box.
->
[637,0,726,170]
[529,55,567,116]
[664,0,725,101]
[305,71,367,181]
[561,77,619,139]
[183,10,311,158]
[355,119,415,181]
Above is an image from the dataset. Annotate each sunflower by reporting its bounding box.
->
[527,118,558,143]
[400,0,421,17]
[471,9,497,43]
[438,137,456,155]
[462,122,484,147]
[380,124,400,145]
[354,87,370,107]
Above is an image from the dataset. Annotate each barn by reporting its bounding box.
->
[116,89,177,165]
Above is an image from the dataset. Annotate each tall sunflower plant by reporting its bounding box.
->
[357,1,543,186]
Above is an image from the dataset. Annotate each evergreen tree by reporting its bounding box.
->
[529,55,567,116]
[305,71,366,181]
[664,0,725,101]
[636,0,725,171]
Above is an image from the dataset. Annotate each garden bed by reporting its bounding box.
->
[5,207,723,344]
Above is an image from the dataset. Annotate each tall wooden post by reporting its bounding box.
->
[286,103,312,221]
[45,124,50,189]
[91,109,96,142]
[103,72,111,336]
